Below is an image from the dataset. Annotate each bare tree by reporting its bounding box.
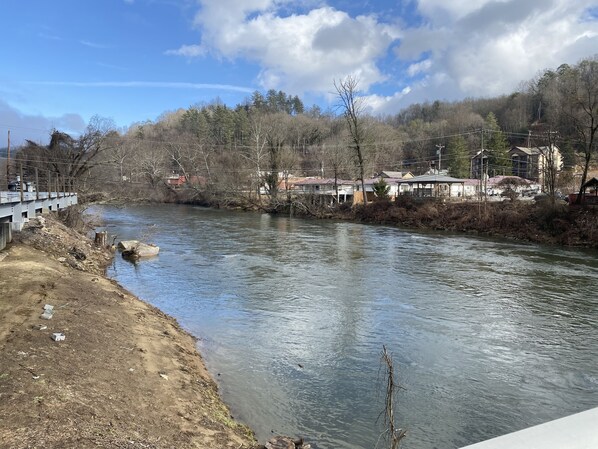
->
[546,58,598,203]
[335,76,369,205]
[244,111,270,200]
[530,127,561,205]
[280,145,300,201]
[19,115,116,192]
[264,112,289,201]
[317,117,353,203]
[136,141,169,188]
[321,140,352,202]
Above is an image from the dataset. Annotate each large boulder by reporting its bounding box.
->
[120,241,160,260]
[135,243,160,257]
[117,240,140,251]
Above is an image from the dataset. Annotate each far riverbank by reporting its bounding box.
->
[83,185,598,249]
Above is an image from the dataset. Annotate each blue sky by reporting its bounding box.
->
[1,0,597,145]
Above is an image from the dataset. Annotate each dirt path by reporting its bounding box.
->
[0,216,254,449]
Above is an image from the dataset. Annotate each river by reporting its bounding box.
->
[95,204,598,449]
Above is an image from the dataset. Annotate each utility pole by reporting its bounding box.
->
[527,130,531,149]
[479,129,484,209]
[435,144,444,172]
[6,130,10,188]
[19,162,24,202]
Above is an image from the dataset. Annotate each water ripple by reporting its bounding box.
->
[95,204,598,449]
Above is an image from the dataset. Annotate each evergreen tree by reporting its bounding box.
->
[251,91,266,110]
[210,105,235,147]
[485,112,511,176]
[447,135,470,178]
[180,108,209,141]
[372,177,390,201]
[291,95,304,115]
[233,106,250,147]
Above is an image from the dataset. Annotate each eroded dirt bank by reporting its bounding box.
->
[0,215,254,449]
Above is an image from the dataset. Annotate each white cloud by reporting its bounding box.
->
[407,59,432,77]
[26,81,253,93]
[386,0,598,113]
[168,1,400,94]
[165,44,205,57]
[416,0,501,22]
[166,0,598,115]
[362,86,411,113]
[0,100,86,146]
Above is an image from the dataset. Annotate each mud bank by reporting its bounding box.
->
[0,214,255,448]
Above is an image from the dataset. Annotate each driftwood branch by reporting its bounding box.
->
[377,345,406,449]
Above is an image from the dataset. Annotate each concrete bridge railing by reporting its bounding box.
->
[0,191,78,250]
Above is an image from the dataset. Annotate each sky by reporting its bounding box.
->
[1,0,597,146]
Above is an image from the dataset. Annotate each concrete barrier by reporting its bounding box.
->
[0,222,11,249]
[0,191,77,250]
[460,407,598,449]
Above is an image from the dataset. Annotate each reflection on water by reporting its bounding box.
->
[97,204,598,449]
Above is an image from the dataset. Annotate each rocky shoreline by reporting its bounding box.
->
[0,214,257,448]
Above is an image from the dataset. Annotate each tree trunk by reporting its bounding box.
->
[94,231,107,247]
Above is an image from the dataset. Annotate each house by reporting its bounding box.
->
[350,170,415,204]
[353,177,403,204]
[471,149,490,179]
[463,179,481,198]
[376,171,414,180]
[460,176,538,198]
[166,174,186,188]
[397,174,466,198]
[509,145,562,184]
[293,178,354,204]
[166,174,206,188]
[485,175,537,197]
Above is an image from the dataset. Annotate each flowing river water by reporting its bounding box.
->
[95,204,598,449]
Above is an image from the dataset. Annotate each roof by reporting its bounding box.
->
[464,179,481,186]
[397,174,466,184]
[379,171,406,179]
[511,146,541,156]
[510,145,560,156]
[487,175,531,186]
[363,177,402,185]
[471,149,490,159]
[293,178,354,186]
[582,177,598,189]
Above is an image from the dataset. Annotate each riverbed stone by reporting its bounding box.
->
[265,436,295,449]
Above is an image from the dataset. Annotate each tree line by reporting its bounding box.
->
[13,56,598,205]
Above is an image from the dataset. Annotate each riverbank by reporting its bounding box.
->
[137,187,598,249]
[343,198,598,248]
[86,183,598,249]
[0,214,255,448]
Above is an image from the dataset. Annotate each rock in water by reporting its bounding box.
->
[135,243,159,257]
[117,240,140,251]
[265,436,295,449]
[119,241,159,260]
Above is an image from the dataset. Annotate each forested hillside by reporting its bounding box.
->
[16,57,598,207]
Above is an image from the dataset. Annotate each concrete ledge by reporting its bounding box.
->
[11,222,25,232]
[0,191,78,250]
[461,407,598,449]
[0,222,11,249]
